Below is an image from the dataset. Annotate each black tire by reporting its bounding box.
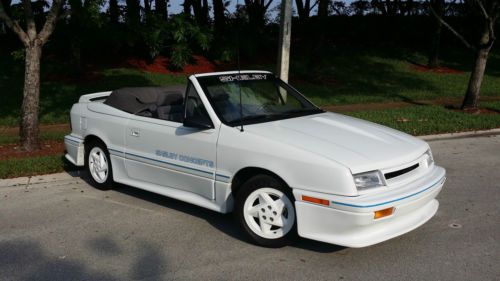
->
[235,174,297,248]
[85,140,113,190]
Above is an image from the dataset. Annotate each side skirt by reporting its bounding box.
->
[110,154,233,214]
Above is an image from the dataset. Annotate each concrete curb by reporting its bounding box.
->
[1,128,499,187]
[0,170,84,188]
[418,128,500,141]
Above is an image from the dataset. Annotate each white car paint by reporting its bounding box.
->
[65,70,446,247]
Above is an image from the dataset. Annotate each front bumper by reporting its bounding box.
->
[293,166,445,248]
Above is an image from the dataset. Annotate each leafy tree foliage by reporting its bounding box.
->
[167,14,212,68]
[1,0,499,153]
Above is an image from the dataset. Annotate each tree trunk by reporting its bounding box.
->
[1,0,63,152]
[192,0,208,25]
[428,20,442,68]
[125,0,141,26]
[213,0,225,33]
[20,43,42,151]
[109,0,119,24]
[295,0,306,19]
[69,0,83,72]
[155,0,167,19]
[317,0,328,18]
[183,0,192,15]
[428,0,444,68]
[461,18,495,110]
[461,47,490,110]
[1,0,11,16]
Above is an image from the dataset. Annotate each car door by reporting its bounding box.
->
[123,82,218,200]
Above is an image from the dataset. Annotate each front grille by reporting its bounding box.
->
[384,163,419,180]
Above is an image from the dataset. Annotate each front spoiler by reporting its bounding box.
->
[293,166,445,247]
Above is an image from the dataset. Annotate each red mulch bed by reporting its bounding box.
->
[125,55,217,75]
[44,55,218,83]
[0,124,70,137]
[0,140,65,161]
[410,64,464,74]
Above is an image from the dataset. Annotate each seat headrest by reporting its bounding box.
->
[212,89,230,102]
[157,91,184,106]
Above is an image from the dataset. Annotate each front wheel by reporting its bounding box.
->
[85,140,113,190]
[235,175,297,247]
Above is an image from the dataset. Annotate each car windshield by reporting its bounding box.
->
[197,73,323,126]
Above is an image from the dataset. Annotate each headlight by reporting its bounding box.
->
[425,149,434,167]
[353,170,385,190]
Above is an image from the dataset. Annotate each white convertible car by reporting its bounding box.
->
[65,70,446,248]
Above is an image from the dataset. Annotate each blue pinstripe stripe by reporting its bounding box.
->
[64,137,82,144]
[108,148,232,182]
[126,151,212,175]
[331,177,445,208]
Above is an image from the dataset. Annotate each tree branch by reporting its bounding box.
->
[490,1,499,22]
[310,0,318,11]
[474,0,489,19]
[0,0,29,45]
[445,0,457,15]
[38,0,64,45]
[264,0,274,11]
[22,0,37,40]
[429,3,475,50]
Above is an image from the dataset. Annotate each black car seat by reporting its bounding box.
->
[211,89,240,121]
[157,91,184,122]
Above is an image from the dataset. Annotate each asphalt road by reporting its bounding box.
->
[1,135,499,281]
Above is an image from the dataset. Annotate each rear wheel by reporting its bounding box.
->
[85,140,113,190]
[235,174,297,247]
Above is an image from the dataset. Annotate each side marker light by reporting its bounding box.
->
[374,207,394,219]
[302,195,329,206]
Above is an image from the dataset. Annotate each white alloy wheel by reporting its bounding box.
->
[88,147,109,183]
[243,187,295,239]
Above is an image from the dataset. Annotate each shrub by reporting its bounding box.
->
[166,15,212,69]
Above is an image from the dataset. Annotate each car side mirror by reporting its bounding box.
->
[183,115,214,130]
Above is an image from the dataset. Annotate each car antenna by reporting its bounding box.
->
[236,0,244,132]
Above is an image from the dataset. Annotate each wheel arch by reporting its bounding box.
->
[84,134,107,149]
[231,167,290,198]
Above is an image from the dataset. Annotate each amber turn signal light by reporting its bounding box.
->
[302,195,330,206]
[374,207,394,219]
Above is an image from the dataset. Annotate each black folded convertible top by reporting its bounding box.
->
[104,85,185,114]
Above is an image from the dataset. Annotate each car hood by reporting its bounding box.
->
[244,112,429,173]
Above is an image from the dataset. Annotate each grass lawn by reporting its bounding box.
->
[346,100,500,136]
[0,64,186,126]
[0,155,68,179]
[285,48,499,105]
[0,130,67,145]
[1,47,499,179]
[1,47,499,126]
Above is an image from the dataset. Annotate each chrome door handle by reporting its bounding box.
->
[131,130,140,137]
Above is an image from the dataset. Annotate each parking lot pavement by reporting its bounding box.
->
[1,135,499,281]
